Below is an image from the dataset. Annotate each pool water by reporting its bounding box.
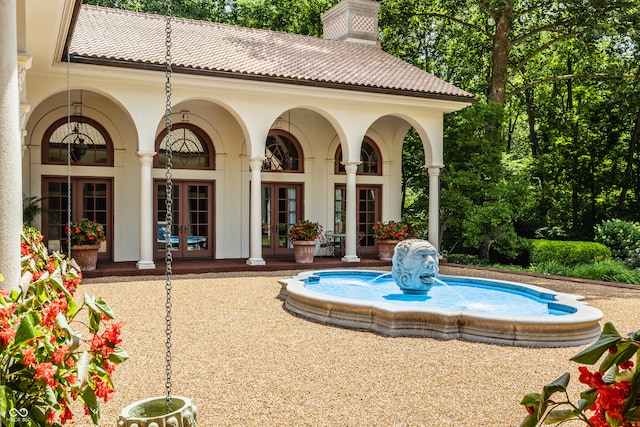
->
[304,272,575,317]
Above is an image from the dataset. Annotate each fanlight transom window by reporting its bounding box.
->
[336,138,381,175]
[155,124,214,169]
[263,131,302,172]
[44,116,112,165]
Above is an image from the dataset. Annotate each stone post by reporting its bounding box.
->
[246,157,266,265]
[0,0,22,290]
[137,152,156,269]
[342,162,360,262]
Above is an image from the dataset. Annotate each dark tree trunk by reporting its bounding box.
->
[618,107,640,216]
[487,2,513,104]
[524,88,539,156]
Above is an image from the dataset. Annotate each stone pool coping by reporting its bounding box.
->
[278,269,604,347]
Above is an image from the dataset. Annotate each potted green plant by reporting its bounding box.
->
[372,220,418,261]
[288,219,323,263]
[0,226,127,425]
[66,217,106,271]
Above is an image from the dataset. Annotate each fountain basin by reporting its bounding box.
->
[278,270,603,347]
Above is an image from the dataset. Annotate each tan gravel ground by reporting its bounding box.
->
[71,266,640,426]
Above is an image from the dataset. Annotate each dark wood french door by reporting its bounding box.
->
[335,185,381,254]
[42,177,113,260]
[261,183,303,256]
[154,180,214,259]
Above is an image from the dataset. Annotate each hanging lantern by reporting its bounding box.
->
[118,396,197,427]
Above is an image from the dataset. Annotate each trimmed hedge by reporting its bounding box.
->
[530,239,612,267]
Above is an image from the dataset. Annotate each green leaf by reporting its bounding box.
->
[108,346,129,364]
[545,408,579,424]
[89,311,101,332]
[14,312,38,345]
[84,294,98,312]
[571,323,623,364]
[519,413,538,427]
[0,385,9,423]
[55,312,74,338]
[598,341,637,373]
[624,367,640,414]
[77,351,90,387]
[44,385,57,406]
[81,386,101,425]
[539,373,570,416]
[95,297,114,320]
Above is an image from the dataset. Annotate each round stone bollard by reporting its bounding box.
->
[118,396,197,427]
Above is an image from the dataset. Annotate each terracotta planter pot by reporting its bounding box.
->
[118,396,197,427]
[292,240,316,263]
[376,239,400,261]
[70,244,100,271]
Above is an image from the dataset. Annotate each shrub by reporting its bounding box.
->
[594,219,640,260]
[534,226,568,240]
[625,248,640,270]
[520,323,640,426]
[530,260,640,284]
[569,260,640,284]
[0,226,127,425]
[530,239,611,267]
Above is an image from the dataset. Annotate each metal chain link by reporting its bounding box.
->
[164,0,174,413]
[66,49,72,258]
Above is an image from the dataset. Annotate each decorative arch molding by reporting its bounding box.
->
[41,115,114,166]
[334,136,382,175]
[263,129,304,173]
[154,122,215,170]
[26,89,136,155]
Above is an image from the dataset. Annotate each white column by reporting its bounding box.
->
[0,1,22,290]
[137,152,156,269]
[428,167,441,254]
[246,157,266,266]
[342,162,360,262]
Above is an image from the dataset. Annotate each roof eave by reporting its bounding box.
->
[68,55,477,104]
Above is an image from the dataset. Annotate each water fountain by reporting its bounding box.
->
[278,239,603,347]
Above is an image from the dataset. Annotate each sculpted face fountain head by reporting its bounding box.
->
[391,239,439,295]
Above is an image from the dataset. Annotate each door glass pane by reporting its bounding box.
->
[334,188,346,234]
[359,188,377,247]
[47,181,70,252]
[157,184,180,252]
[278,187,297,249]
[187,185,208,251]
[83,183,108,253]
[261,187,272,248]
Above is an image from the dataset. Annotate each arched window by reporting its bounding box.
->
[42,116,113,166]
[335,137,382,175]
[263,130,303,172]
[155,123,215,169]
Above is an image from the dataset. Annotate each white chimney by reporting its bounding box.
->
[322,0,381,47]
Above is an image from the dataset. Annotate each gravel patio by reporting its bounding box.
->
[75,265,640,426]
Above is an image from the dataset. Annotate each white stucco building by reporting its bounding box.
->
[4,0,473,276]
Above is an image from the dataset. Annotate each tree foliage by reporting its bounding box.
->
[83,0,640,260]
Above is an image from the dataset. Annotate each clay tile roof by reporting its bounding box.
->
[69,5,474,101]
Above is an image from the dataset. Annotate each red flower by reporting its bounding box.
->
[52,345,70,365]
[93,376,114,402]
[22,347,36,367]
[0,324,16,345]
[620,360,634,370]
[34,362,57,387]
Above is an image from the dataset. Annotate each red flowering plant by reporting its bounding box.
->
[0,226,127,426]
[520,322,640,427]
[288,220,323,241]
[66,218,106,246]
[372,220,418,241]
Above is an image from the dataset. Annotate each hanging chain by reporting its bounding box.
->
[164,0,174,413]
[66,48,72,258]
